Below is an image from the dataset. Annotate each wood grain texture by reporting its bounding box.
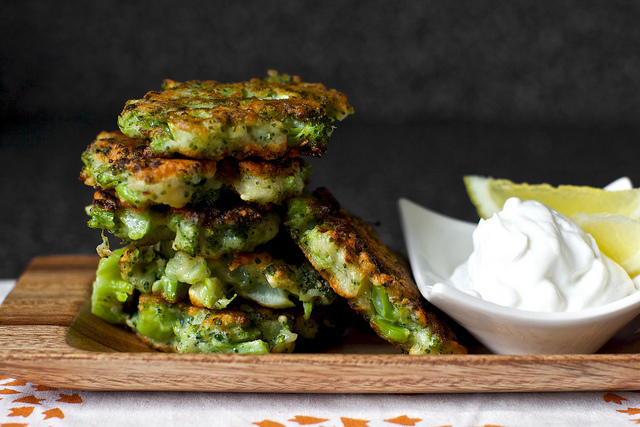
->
[2,255,640,393]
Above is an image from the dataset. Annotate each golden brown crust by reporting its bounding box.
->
[158,75,353,121]
[81,131,312,208]
[117,73,353,161]
[215,156,309,182]
[93,189,275,228]
[80,131,217,186]
[228,251,274,271]
[237,157,305,179]
[185,306,252,329]
[176,203,274,228]
[313,188,423,300]
[302,188,467,354]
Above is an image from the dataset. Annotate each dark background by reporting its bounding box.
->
[2,1,640,279]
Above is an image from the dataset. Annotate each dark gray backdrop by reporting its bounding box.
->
[2,0,640,278]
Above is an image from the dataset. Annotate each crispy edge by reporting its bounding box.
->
[80,131,218,185]
[92,189,276,229]
[298,188,467,354]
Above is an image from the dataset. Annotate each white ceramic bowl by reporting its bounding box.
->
[398,198,640,355]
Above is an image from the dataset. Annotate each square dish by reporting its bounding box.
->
[1,255,640,393]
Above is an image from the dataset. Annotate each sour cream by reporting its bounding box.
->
[449,197,638,312]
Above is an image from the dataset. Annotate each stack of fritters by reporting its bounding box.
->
[81,71,467,355]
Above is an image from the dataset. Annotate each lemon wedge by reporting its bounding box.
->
[572,213,640,278]
[463,175,640,219]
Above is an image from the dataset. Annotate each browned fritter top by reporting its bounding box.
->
[116,71,354,161]
[81,130,312,209]
[312,188,425,307]
[80,131,218,186]
[287,188,467,354]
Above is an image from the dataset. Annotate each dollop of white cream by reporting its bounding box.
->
[449,197,638,312]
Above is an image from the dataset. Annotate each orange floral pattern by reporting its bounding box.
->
[603,391,640,423]
[0,376,85,426]
[252,417,507,427]
[1,375,639,426]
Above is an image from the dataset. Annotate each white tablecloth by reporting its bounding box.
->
[0,279,638,427]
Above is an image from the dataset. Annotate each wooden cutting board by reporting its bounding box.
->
[1,255,640,393]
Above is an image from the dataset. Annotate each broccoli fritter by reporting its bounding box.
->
[87,191,280,257]
[220,250,337,317]
[284,188,467,355]
[80,131,312,208]
[91,251,340,354]
[117,71,353,160]
[127,294,300,354]
[90,239,336,322]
